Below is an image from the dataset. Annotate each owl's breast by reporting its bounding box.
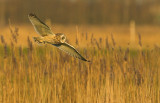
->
[43,35,61,44]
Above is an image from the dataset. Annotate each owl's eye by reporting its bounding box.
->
[62,36,65,40]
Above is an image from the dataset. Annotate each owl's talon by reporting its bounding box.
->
[33,37,43,44]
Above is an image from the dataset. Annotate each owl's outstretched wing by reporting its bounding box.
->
[53,42,90,62]
[28,13,55,37]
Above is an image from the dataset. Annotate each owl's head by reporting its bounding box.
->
[56,33,66,43]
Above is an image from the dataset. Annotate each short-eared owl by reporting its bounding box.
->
[28,13,89,62]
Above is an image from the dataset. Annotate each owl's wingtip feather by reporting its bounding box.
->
[28,13,36,18]
[81,57,90,62]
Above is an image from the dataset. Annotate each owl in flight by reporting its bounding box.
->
[28,13,89,62]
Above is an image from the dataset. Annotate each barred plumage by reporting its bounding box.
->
[28,13,89,62]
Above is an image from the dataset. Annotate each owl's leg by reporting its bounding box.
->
[33,37,44,44]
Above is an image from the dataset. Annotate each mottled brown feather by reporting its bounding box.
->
[28,13,54,36]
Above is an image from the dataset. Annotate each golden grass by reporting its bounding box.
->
[1,24,160,47]
[0,25,159,103]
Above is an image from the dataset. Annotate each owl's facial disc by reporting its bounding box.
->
[60,34,66,43]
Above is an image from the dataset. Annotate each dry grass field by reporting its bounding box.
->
[1,24,160,47]
[0,25,160,103]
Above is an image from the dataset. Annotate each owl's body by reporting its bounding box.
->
[34,33,66,44]
[28,13,89,62]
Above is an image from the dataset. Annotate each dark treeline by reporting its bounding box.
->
[0,0,160,26]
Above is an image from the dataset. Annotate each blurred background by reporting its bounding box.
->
[1,0,160,26]
[1,1,160,103]
[0,0,160,47]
